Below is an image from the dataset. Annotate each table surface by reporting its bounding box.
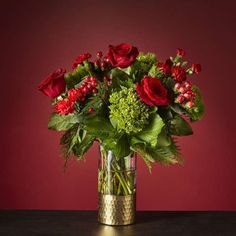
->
[0,210,236,236]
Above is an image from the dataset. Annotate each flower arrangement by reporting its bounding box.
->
[38,43,204,171]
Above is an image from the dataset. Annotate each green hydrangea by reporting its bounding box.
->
[109,88,151,134]
[137,52,157,65]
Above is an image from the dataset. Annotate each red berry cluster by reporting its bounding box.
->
[174,81,196,109]
[55,76,98,115]
[94,51,111,70]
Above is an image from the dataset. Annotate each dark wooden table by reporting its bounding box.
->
[0,211,236,235]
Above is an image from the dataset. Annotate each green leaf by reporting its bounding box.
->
[169,115,193,136]
[102,133,130,158]
[111,68,134,89]
[48,113,79,131]
[188,85,205,122]
[170,104,188,116]
[64,65,88,89]
[73,133,95,159]
[148,65,162,78]
[136,114,164,147]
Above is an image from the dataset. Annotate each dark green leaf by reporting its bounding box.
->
[48,113,79,131]
[136,114,164,147]
[169,115,193,136]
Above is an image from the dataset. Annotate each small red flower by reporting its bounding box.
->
[177,48,185,56]
[172,66,187,82]
[55,98,74,115]
[156,62,171,75]
[72,53,91,69]
[136,76,170,106]
[191,64,202,74]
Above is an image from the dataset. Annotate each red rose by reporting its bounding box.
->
[72,53,91,69]
[55,98,74,115]
[107,43,139,68]
[136,76,170,106]
[177,48,185,56]
[38,68,66,98]
[191,64,201,74]
[172,66,187,82]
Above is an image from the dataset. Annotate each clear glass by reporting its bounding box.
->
[98,145,136,196]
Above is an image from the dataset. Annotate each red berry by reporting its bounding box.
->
[174,83,181,90]
[94,60,100,66]
[176,95,185,103]
[82,87,89,93]
[183,93,191,99]
[88,107,94,113]
[92,88,97,94]
[97,51,103,58]
[100,61,105,68]
[104,76,110,81]
[91,81,97,87]
[191,92,196,98]
[86,77,91,82]
[107,81,112,86]
[184,81,191,89]
[186,101,194,109]
[103,56,109,62]
[90,76,96,82]
[86,84,92,90]
[179,86,186,94]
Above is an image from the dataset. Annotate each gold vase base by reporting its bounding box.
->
[98,194,136,226]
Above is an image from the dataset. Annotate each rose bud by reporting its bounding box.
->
[192,64,201,74]
[97,51,103,58]
[177,48,185,56]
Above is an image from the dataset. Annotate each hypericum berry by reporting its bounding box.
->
[186,101,194,109]
[184,81,191,89]
[97,51,103,58]
[183,92,191,99]
[174,82,181,90]
[107,81,112,86]
[100,61,105,68]
[85,77,92,82]
[88,107,94,113]
[90,76,96,82]
[92,88,97,94]
[103,56,109,62]
[176,95,185,103]
[86,83,92,90]
[104,76,110,81]
[191,92,196,98]
[179,86,186,94]
[82,87,89,93]
[94,60,100,66]
[91,81,97,87]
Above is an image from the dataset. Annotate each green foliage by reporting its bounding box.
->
[131,134,181,172]
[127,53,157,81]
[148,64,162,78]
[64,65,89,89]
[48,113,79,131]
[136,113,164,147]
[83,115,130,158]
[60,124,95,161]
[111,68,134,89]
[109,88,151,134]
[188,85,205,121]
[168,114,193,136]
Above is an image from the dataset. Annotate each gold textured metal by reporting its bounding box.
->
[98,194,136,225]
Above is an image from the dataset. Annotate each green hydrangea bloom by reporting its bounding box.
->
[109,88,151,134]
[137,52,157,65]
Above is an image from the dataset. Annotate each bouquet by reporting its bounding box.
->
[38,43,204,187]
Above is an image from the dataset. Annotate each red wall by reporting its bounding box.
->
[1,0,236,210]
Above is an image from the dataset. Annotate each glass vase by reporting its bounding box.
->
[98,145,136,225]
